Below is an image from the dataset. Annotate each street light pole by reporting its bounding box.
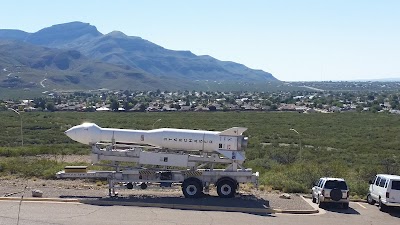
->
[152,119,161,129]
[290,128,301,161]
[8,108,23,146]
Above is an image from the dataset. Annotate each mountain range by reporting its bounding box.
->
[0,22,277,92]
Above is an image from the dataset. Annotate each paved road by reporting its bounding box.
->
[0,200,398,225]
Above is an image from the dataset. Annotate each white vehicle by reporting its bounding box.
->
[312,177,350,209]
[57,123,258,198]
[367,174,400,211]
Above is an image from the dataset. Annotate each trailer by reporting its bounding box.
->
[56,143,259,198]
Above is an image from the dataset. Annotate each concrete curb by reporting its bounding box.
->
[296,195,321,214]
[0,197,79,203]
[80,199,275,214]
[0,196,320,214]
[272,209,319,214]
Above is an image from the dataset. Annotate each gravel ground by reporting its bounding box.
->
[0,177,313,211]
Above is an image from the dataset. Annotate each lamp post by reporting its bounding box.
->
[290,128,301,161]
[8,108,23,146]
[152,119,161,129]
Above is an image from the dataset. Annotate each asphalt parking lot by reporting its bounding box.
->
[0,198,399,225]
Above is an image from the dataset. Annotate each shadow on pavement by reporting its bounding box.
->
[60,195,102,199]
[80,193,274,216]
[385,207,400,218]
[368,204,400,218]
[320,204,360,215]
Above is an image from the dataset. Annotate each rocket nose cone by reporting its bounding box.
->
[64,123,102,145]
[65,127,79,142]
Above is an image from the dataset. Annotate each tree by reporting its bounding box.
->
[208,105,217,111]
[370,104,382,113]
[46,102,55,112]
[33,98,46,110]
[139,103,146,112]
[110,99,119,111]
[185,99,190,106]
[123,101,133,111]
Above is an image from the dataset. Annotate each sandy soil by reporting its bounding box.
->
[0,177,313,211]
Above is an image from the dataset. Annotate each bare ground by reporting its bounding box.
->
[0,177,313,211]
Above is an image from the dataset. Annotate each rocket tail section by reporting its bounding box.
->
[219,127,247,136]
[216,150,245,161]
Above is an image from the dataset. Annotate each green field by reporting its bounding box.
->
[1,111,399,197]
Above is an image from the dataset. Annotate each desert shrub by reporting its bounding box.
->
[0,157,89,179]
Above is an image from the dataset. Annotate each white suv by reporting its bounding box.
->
[367,174,400,211]
[312,177,350,209]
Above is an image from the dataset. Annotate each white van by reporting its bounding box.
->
[367,174,400,211]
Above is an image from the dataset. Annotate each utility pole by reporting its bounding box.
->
[8,108,23,146]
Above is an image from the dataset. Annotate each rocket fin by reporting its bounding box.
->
[219,127,247,136]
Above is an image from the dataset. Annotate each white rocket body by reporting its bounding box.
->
[65,123,248,154]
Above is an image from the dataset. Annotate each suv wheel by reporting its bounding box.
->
[366,194,376,205]
[312,195,316,203]
[318,195,325,208]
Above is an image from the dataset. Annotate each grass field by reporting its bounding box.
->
[1,111,399,197]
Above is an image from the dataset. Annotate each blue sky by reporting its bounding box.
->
[1,0,399,81]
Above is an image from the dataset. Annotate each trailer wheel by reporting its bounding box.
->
[140,183,148,190]
[182,178,203,198]
[126,182,134,189]
[217,179,236,198]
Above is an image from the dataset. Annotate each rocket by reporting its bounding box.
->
[65,123,248,160]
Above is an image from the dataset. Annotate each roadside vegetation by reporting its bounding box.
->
[1,111,399,198]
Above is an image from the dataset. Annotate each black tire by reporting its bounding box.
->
[140,183,148,190]
[182,178,203,198]
[343,202,349,209]
[217,179,236,198]
[330,188,342,201]
[318,195,325,208]
[378,199,388,212]
[312,195,317,203]
[126,182,134,189]
[367,194,376,205]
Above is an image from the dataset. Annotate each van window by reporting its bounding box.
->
[375,177,381,186]
[379,178,386,187]
[392,181,400,190]
[373,176,378,184]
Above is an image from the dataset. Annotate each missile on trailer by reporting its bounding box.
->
[65,123,248,160]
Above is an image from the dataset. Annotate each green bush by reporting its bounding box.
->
[1,111,400,196]
[0,157,87,179]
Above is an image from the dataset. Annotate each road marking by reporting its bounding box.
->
[356,202,367,209]
[299,195,326,215]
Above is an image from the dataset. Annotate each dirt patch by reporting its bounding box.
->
[0,177,313,211]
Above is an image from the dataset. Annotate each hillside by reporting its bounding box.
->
[0,40,183,90]
[0,22,278,95]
